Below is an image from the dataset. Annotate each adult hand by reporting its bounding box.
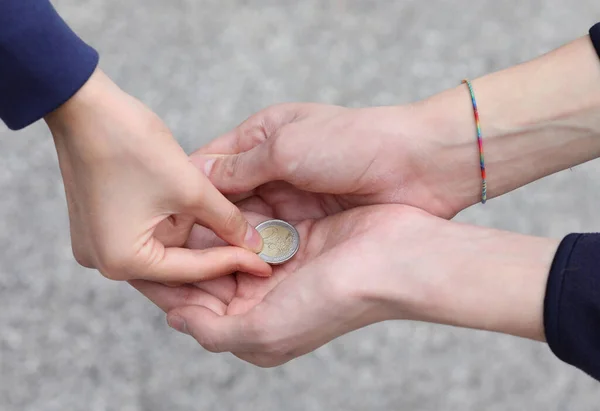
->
[190,102,477,220]
[132,193,557,367]
[133,201,406,367]
[45,69,269,282]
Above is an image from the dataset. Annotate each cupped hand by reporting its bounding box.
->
[190,103,478,220]
[45,69,269,282]
[131,192,439,367]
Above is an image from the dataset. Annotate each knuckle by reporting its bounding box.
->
[249,102,301,143]
[259,103,289,123]
[222,154,241,179]
[228,248,243,273]
[239,125,267,149]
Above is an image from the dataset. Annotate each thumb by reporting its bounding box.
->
[196,146,277,194]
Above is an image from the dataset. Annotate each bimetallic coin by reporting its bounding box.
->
[255,219,300,265]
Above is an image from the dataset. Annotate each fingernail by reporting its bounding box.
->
[167,315,189,335]
[245,223,263,253]
[203,158,216,176]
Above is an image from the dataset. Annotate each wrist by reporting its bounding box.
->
[354,104,479,218]
[378,219,559,341]
[410,87,483,213]
[414,35,600,213]
[44,68,120,138]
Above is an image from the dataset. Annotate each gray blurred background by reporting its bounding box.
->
[2,0,600,410]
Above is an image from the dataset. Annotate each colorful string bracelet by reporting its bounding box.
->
[462,79,487,204]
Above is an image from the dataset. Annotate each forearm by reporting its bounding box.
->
[379,221,600,380]
[418,35,600,209]
[379,220,559,341]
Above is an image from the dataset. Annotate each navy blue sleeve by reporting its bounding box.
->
[590,22,600,58]
[544,233,600,381]
[0,0,99,130]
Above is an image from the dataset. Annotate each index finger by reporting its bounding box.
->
[184,177,263,251]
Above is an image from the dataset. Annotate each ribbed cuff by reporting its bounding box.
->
[0,0,99,130]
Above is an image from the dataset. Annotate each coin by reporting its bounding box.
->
[255,219,300,265]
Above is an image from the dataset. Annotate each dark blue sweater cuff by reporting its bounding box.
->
[0,0,99,130]
[590,22,600,59]
[544,233,600,381]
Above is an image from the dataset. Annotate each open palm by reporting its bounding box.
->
[131,187,427,367]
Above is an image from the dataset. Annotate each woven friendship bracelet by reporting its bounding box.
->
[462,79,487,204]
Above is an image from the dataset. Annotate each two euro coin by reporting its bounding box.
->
[255,219,299,265]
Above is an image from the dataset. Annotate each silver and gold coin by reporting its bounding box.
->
[255,219,299,265]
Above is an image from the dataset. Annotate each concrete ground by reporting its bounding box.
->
[2,0,600,410]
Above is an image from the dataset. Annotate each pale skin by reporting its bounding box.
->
[132,35,600,366]
[45,69,270,282]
